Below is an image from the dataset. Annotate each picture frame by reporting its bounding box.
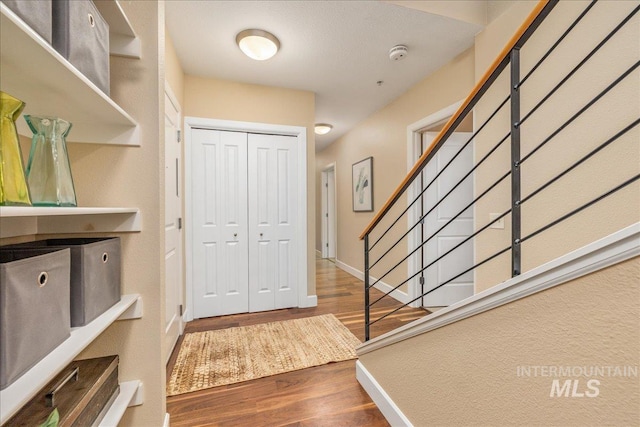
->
[352,157,373,212]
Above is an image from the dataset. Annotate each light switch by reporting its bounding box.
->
[489,213,505,229]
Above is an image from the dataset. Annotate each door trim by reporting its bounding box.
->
[163,81,184,359]
[405,100,465,308]
[184,117,309,321]
[320,163,337,259]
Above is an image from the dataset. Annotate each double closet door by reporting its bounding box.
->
[191,129,298,318]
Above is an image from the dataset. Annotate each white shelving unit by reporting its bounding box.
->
[0,2,145,424]
[0,2,140,145]
[0,295,143,423]
[0,206,142,239]
[94,1,141,59]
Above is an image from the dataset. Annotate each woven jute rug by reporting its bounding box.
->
[167,313,361,396]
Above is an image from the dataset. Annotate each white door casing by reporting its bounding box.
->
[164,85,183,362]
[185,117,310,321]
[248,133,298,312]
[191,129,249,318]
[422,132,475,306]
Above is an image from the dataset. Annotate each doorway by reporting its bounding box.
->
[321,164,337,262]
[184,118,310,321]
[164,83,184,363]
[407,101,475,309]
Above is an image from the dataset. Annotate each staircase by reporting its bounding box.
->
[356,0,639,425]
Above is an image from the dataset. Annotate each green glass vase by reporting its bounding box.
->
[0,91,31,206]
[25,116,77,207]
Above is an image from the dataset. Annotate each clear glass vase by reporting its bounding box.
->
[0,91,32,206]
[25,116,77,207]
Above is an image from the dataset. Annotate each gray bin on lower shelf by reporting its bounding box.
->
[2,0,53,44]
[2,238,122,327]
[0,248,71,390]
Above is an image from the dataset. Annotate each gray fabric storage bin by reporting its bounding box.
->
[0,248,71,390]
[4,238,122,327]
[52,0,110,95]
[2,0,53,44]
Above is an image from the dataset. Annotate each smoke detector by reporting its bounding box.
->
[389,45,408,61]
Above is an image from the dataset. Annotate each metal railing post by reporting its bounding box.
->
[364,234,371,341]
[510,48,522,276]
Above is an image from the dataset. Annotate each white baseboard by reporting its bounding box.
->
[299,294,318,308]
[335,259,411,304]
[163,413,170,427]
[182,308,192,323]
[358,222,640,355]
[356,361,413,427]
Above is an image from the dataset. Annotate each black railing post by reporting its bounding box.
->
[510,48,522,277]
[364,234,371,341]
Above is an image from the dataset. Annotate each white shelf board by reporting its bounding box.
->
[0,207,142,238]
[94,0,141,58]
[98,380,144,427]
[0,3,139,146]
[0,294,142,423]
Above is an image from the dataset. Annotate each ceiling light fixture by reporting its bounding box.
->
[314,123,333,135]
[236,29,280,60]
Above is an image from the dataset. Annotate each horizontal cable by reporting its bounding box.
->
[369,206,512,308]
[521,60,640,164]
[369,245,511,326]
[519,4,639,127]
[521,118,640,206]
[369,95,511,251]
[518,0,598,88]
[521,174,640,245]
[370,130,511,270]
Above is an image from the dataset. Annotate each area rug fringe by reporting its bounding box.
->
[167,314,361,396]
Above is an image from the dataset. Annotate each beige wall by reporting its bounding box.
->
[316,48,475,278]
[184,76,317,294]
[474,0,640,291]
[72,2,166,425]
[165,29,185,107]
[359,256,640,426]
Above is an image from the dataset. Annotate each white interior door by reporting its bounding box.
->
[321,166,336,259]
[326,168,336,259]
[164,90,183,362]
[191,129,249,318]
[422,132,475,307]
[248,133,298,312]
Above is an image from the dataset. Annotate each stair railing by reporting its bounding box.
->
[360,0,640,341]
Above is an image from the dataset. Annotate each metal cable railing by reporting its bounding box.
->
[361,0,640,340]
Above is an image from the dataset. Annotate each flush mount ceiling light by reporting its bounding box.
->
[314,123,333,135]
[236,29,280,60]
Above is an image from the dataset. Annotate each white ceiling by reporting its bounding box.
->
[166,1,485,151]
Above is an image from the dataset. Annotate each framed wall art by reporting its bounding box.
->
[352,157,373,212]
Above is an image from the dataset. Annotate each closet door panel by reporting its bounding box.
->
[248,133,298,312]
[192,129,249,318]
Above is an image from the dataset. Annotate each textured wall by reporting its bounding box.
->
[70,1,166,425]
[359,256,640,426]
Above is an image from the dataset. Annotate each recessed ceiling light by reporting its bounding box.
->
[236,29,280,61]
[314,123,333,135]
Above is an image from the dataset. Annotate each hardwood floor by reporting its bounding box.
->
[166,257,428,426]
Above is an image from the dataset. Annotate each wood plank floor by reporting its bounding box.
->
[166,257,428,426]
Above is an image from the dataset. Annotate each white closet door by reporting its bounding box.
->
[191,129,249,318]
[248,133,298,312]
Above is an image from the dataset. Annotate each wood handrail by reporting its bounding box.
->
[359,0,551,240]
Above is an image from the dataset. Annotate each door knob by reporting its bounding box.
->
[234,233,237,237]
